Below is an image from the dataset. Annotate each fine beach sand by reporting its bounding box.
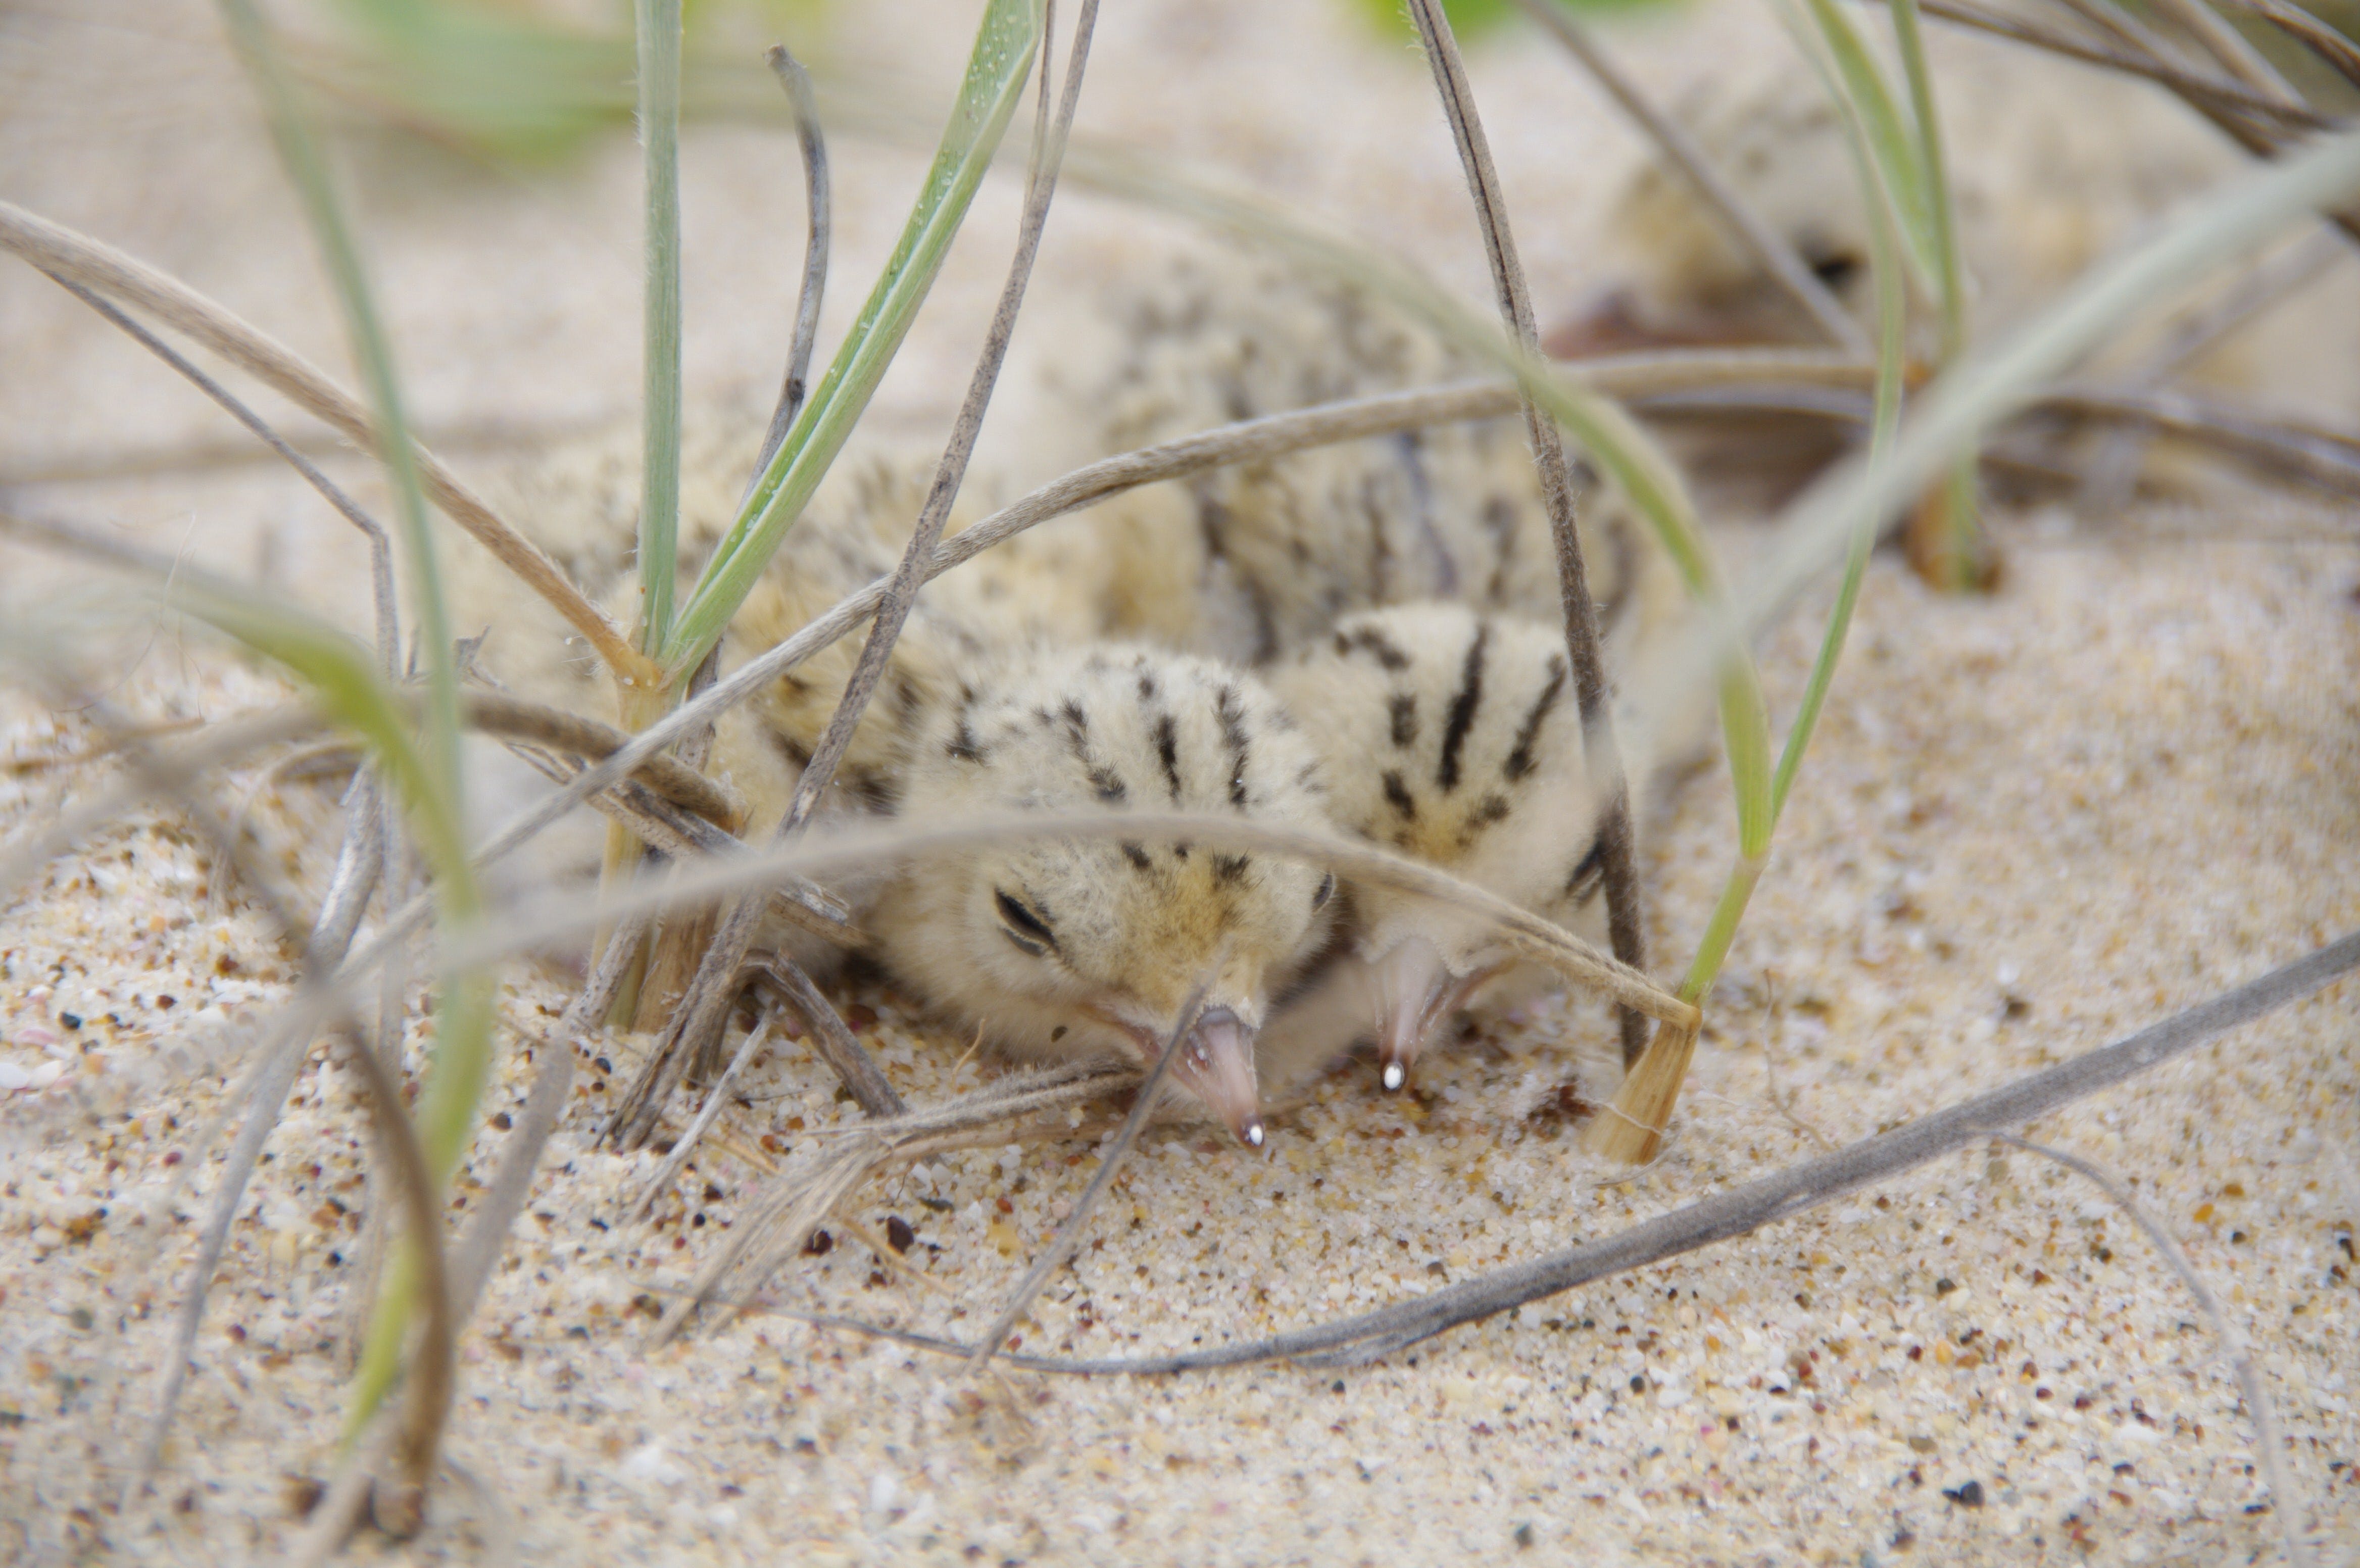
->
[5,1,2359,1562]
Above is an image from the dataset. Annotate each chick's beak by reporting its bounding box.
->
[1369,937,1494,1092]
[1167,1005,1266,1150]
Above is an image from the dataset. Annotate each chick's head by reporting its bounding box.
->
[1272,605,1610,1087]
[870,644,1338,1145]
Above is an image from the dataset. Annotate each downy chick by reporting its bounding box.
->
[1063,247,1664,666]
[459,421,1331,1140]
[1261,603,1630,1095]
[735,469,1336,1145]
[1578,30,2360,434]
[1050,250,1686,1094]
[1591,33,2240,351]
[853,643,1339,1145]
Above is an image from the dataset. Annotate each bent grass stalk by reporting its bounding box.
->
[1886,0,1986,590]
[596,0,687,1014]
[1593,125,2360,1157]
[634,0,684,658]
[213,0,492,1461]
[1590,46,1914,1161]
[660,0,1044,677]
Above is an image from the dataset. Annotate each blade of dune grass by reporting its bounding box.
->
[661,0,1045,676]
[213,0,493,1465]
[634,0,684,657]
[1595,108,2360,1164]
[1672,194,1900,1000]
[1885,0,1987,589]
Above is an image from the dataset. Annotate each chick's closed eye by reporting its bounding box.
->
[995,889,1058,956]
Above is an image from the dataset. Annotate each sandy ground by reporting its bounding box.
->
[5,0,2360,1563]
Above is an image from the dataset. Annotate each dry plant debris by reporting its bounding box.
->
[3,0,2359,1561]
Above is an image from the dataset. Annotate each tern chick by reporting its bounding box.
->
[861,642,1339,1146]
[1261,603,1628,1094]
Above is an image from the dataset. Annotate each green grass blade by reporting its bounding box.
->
[173,589,450,873]
[216,0,493,1444]
[1791,0,1940,289]
[1887,0,1985,589]
[661,0,1045,675]
[1887,0,1961,358]
[1678,852,1765,1003]
[635,0,684,656]
[161,576,496,1439]
[218,0,461,836]
[1768,58,1909,826]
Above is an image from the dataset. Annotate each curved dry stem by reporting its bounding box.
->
[2147,0,2303,104]
[2220,0,2360,89]
[327,1031,455,1500]
[750,957,903,1117]
[43,275,400,670]
[1408,0,1652,1068]
[750,44,832,493]
[968,975,1203,1375]
[427,808,1693,1028]
[0,199,648,682]
[2044,382,2360,494]
[441,689,741,828]
[740,931,2360,1377]
[1997,1136,2314,1568]
[1894,0,2338,133]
